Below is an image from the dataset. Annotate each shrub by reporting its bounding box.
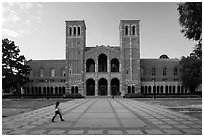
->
[124,93,144,98]
[63,93,84,98]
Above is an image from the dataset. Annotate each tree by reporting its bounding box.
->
[178,2,202,58]
[178,2,202,93]
[180,55,202,93]
[178,2,202,42]
[2,38,30,95]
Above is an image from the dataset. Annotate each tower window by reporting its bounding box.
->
[132,26,135,35]
[125,26,128,36]
[73,27,76,36]
[78,27,81,36]
[69,27,72,36]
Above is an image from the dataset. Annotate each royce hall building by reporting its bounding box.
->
[23,20,188,96]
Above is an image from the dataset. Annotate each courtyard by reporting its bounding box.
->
[2,97,202,135]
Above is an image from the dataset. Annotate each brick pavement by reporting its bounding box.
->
[2,98,202,135]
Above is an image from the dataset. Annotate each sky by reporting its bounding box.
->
[2,2,196,60]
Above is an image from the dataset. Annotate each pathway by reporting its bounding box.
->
[2,98,202,135]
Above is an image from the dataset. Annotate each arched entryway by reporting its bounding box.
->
[98,54,107,72]
[111,78,120,96]
[86,79,95,96]
[98,78,107,96]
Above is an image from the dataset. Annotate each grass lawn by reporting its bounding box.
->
[2,98,72,117]
[134,98,202,120]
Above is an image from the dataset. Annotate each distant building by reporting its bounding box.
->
[23,20,188,96]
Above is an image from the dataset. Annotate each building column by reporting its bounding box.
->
[163,85,166,93]
[108,80,111,96]
[84,81,86,96]
[95,79,98,96]
[119,63,122,72]
[95,59,98,72]
[175,85,178,93]
[120,80,122,96]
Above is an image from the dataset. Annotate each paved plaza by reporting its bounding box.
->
[2,98,202,135]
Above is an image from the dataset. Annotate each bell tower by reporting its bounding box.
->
[120,20,140,95]
[65,20,86,95]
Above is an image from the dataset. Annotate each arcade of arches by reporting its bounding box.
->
[86,78,120,96]
[140,85,188,94]
[23,86,66,95]
[86,54,120,73]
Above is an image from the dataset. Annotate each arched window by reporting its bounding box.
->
[163,68,167,76]
[77,27,80,36]
[174,68,178,75]
[51,69,55,77]
[132,26,135,35]
[69,27,72,36]
[111,58,119,72]
[73,27,76,36]
[152,67,156,75]
[125,26,129,35]
[86,59,95,72]
[98,54,107,72]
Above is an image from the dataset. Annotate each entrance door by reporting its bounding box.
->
[98,78,107,96]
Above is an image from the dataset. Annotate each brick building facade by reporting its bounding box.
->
[23,20,188,96]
